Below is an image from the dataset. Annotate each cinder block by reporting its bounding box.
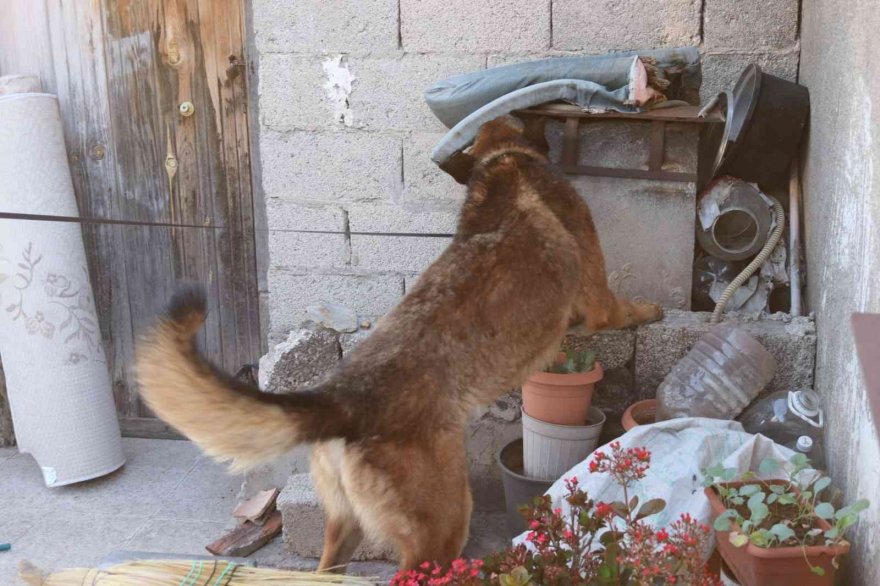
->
[552,0,700,52]
[700,49,800,103]
[400,0,550,52]
[634,311,817,398]
[563,329,636,371]
[349,55,484,131]
[258,328,341,393]
[268,271,403,336]
[402,133,468,206]
[260,131,400,204]
[350,235,450,272]
[279,473,395,560]
[346,203,459,233]
[265,200,346,232]
[704,0,799,50]
[467,410,524,512]
[260,55,334,131]
[568,175,696,310]
[268,231,349,270]
[253,0,399,53]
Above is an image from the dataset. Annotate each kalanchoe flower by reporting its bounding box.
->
[394,445,720,586]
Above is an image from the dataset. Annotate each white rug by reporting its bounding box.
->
[0,90,124,486]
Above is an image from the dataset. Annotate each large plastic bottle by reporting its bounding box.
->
[738,389,825,469]
[656,325,777,421]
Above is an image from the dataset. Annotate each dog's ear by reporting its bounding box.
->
[440,150,476,185]
[521,115,549,154]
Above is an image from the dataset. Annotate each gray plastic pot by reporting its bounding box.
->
[522,407,606,481]
[497,438,553,538]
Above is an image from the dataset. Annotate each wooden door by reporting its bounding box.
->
[0,0,261,438]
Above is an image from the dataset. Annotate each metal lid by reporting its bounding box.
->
[796,435,814,452]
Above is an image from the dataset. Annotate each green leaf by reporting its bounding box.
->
[739,484,761,497]
[851,499,870,513]
[811,566,826,576]
[824,527,839,540]
[635,498,666,521]
[769,485,786,494]
[722,467,738,481]
[748,491,766,508]
[759,458,781,476]
[750,530,771,547]
[836,513,858,532]
[629,495,639,511]
[767,493,778,505]
[769,523,796,543]
[714,516,733,531]
[813,477,832,495]
[729,532,749,547]
[790,453,809,472]
[749,502,769,526]
[814,503,835,520]
[703,464,725,479]
[778,494,798,506]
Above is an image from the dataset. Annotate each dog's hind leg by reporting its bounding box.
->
[312,441,364,572]
[342,432,472,570]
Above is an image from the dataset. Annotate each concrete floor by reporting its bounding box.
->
[0,438,508,585]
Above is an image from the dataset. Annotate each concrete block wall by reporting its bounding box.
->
[252,0,802,342]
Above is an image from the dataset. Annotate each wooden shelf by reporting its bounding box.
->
[515,103,721,182]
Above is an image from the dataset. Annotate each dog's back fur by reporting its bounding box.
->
[136,117,661,570]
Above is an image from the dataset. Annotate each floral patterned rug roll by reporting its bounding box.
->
[0,90,124,486]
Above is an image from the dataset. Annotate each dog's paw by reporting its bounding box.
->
[634,301,664,324]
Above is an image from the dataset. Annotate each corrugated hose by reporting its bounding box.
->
[711,197,786,324]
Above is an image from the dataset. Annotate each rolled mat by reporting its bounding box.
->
[0,90,124,486]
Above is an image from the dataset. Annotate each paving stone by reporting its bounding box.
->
[253,0,399,53]
[552,0,701,52]
[306,303,359,333]
[401,0,550,52]
[339,328,375,356]
[260,131,400,204]
[634,310,817,398]
[258,328,341,393]
[704,0,799,50]
[278,473,395,560]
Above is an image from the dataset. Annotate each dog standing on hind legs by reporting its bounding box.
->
[136,116,662,572]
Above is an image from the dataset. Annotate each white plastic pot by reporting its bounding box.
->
[522,406,605,481]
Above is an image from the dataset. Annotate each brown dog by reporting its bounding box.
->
[136,116,661,572]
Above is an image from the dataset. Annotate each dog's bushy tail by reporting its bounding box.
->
[136,285,353,472]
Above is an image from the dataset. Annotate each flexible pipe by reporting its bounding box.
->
[711,197,786,323]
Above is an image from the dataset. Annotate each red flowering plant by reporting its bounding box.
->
[391,442,721,586]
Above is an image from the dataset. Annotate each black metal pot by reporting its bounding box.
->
[699,64,810,188]
[497,438,553,538]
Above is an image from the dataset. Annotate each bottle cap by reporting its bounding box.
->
[796,435,813,452]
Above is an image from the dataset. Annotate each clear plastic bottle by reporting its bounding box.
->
[738,389,825,469]
[656,325,777,421]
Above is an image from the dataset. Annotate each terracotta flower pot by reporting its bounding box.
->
[705,480,849,586]
[621,398,657,431]
[521,362,603,426]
